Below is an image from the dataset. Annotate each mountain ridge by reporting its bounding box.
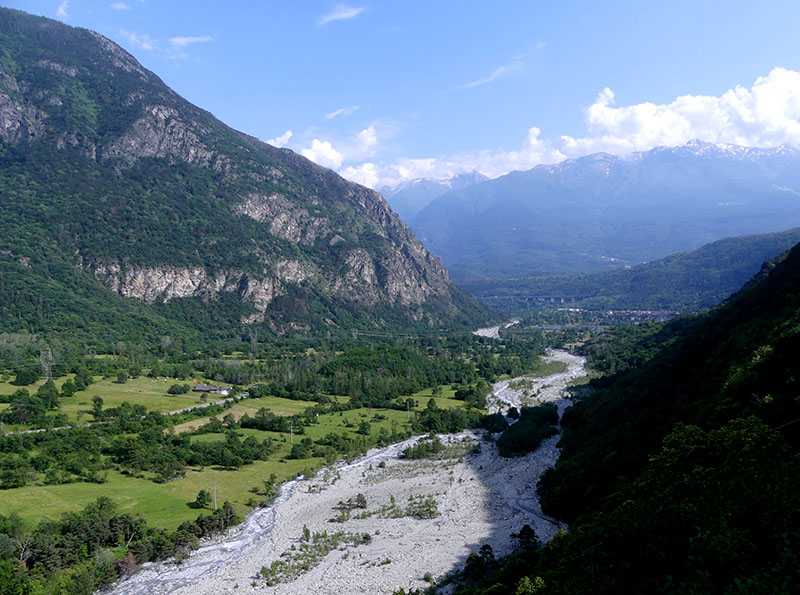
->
[409,139,800,278]
[0,7,490,341]
[459,226,800,313]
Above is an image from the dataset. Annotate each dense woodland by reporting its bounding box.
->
[449,243,800,594]
[461,227,800,315]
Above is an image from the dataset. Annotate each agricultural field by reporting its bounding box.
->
[0,453,313,531]
[0,380,485,531]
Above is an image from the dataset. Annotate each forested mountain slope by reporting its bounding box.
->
[460,227,800,313]
[457,242,800,594]
[0,8,488,346]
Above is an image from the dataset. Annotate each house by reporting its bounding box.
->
[193,383,230,396]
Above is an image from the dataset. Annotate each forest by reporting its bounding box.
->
[447,241,800,594]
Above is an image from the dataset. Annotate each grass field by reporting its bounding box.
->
[0,380,486,531]
[59,377,213,423]
[1,376,231,428]
[0,453,313,531]
[0,404,420,531]
[172,396,325,433]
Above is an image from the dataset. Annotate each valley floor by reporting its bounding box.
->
[106,350,586,595]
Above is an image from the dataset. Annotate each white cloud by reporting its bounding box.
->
[317,4,365,26]
[302,139,344,168]
[119,29,155,51]
[266,130,293,148]
[355,125,377,154]
[298,124,380,169]
[459,50,537,90]
[56,0,68,20]
[325,105,360,120]
[558,67,800,155]
[340,67,800,189]
[340,162,380,188]
[170,36,213,48]
[110,2,131,10]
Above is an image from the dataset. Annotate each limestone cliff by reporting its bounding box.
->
[0,7,488,334]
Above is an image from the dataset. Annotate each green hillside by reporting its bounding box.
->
[0,8,489,350]
[460,227,800,314]
[455,241,800,594]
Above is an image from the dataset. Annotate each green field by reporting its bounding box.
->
[1,375,230,427]
[0,406,419,531]
[0,376,485,531]
[0,453,312,531]
[60,377,213,422]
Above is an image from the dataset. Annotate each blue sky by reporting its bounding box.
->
[6,1,800,187]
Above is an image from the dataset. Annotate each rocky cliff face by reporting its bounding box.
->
[0,8,486,333]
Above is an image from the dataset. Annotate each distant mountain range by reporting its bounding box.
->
[460,227,800,313]
[407,140,800,279]
[0,8,488,345]
[379,171,488,221]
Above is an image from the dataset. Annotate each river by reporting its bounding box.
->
[104,336,587,594]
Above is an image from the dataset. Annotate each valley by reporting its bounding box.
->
[0,5,798,594]
[103,347,586,595]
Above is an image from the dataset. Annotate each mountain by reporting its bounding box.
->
[460,227,800,313]
[410,140,800,279]
[379,171,488,221]
[0,8,489,344]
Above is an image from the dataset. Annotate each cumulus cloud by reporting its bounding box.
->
[110,2,131,10]
[56,0,68,20]
[558,67,800,154]
[340,68,800,189]
[355,125,377,154]
[325,105,361,119]
[170,36,214,48]
[298,125,380,169]
[119,29,155,51]
[302,139,344,168]
[266,130,293,148]
[317,4,365,26]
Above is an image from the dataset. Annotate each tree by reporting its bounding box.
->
[92,396,104,419]
[11,367,38,386]
[263,473,278,497]
[194,489,211,509]
[511,524,537,551]
[515,576,545,594]
[37,379,59,409]
[479,543,495,565]
[357,420,371,435]
[60,378,77,398]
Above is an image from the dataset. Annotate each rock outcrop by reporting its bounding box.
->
[0,7,488,333]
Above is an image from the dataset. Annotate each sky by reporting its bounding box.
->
[6,1,800,188]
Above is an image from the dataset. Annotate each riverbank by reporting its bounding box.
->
[106,350,586,595]
[489,349,586,415]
